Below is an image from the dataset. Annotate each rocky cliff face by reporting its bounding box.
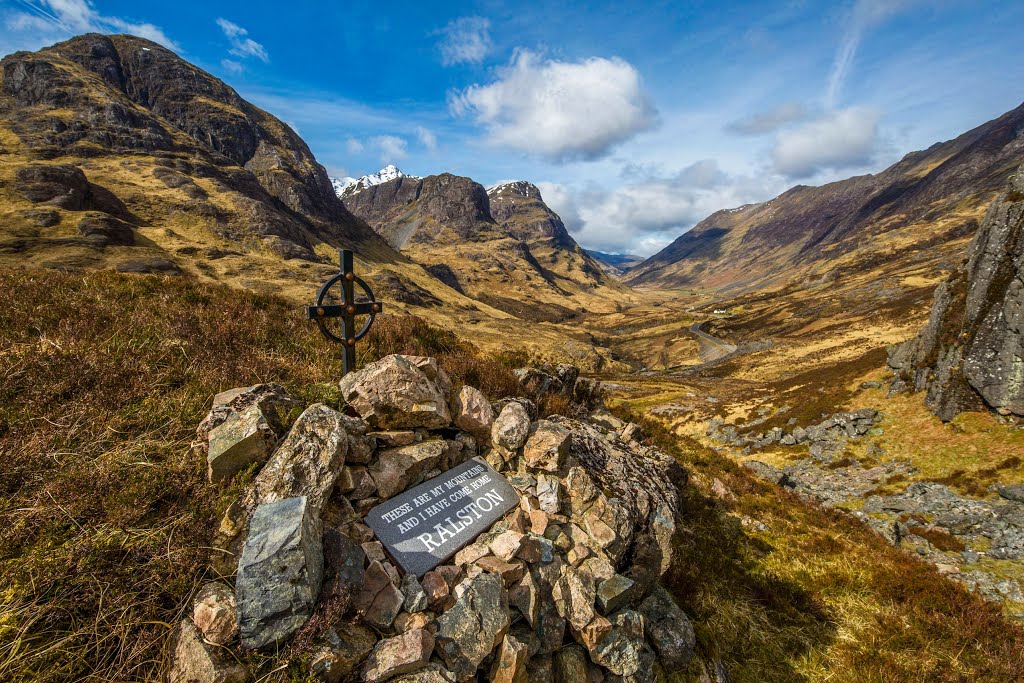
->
[342,173,499,248]
[889,165,1024,420]
[0,33,391,273]
[628,101,1024,293]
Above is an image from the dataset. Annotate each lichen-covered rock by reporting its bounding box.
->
[361,628,435,683]
[370,439,447,499]
[340,354,451,429]
[553,644,592,683]
[436,572,510,680]
[490,633,529,683]
[514,367,564,396]
[492,402,531,452]
[388,663,458,683]
[552,565,596,631]
[890,164,1024,419]
[596,574,639,615]
[245,403,348,512]
[192,582,238,645]
[207,404,277,483]
[354,560,405,630]
[236,496,323,650]
[523,421,571,473]
[587,610,650,677]
[402,573,429,612]
[169,619,248,683]
[451,385,494,439]
[311,624,377,683]
[556,416,685,572]
[197,383,299,445]
[638,586,696,673]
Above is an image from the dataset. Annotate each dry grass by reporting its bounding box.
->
[0,267,535,682]
[612,404,1024,682]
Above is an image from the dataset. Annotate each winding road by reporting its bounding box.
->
[689,321,738,364]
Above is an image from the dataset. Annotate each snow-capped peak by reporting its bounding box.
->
[487,180,541,201]
[331,165,417,198]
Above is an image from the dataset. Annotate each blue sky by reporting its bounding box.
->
[3,1,1023,255]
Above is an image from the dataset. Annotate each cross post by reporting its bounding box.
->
[305,249,383,377]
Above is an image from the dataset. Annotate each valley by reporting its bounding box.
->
[2,31,1024,683]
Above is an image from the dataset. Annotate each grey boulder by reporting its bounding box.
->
[236,496,323,649]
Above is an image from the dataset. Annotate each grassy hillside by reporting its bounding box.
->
[0,267,533,681]
[627,101,1024,297]
[613,405,1024,682]
[2,267,1022,681]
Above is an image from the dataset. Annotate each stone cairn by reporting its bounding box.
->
[173,355,694,683]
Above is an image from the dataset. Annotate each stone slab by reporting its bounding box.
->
[365,457,519,576]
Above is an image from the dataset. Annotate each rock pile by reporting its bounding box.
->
[707,409,882,461]
[171,354,694,682]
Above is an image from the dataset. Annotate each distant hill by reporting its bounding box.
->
[627,101,1024,294]
[585,249,645,275]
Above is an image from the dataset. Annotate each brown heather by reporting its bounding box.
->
[610,404,1024,682]
[0,267,529,682]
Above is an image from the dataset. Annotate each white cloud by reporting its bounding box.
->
[450,49,657,162]
[540,161,779,255]
[345,137,364,155]
[826,0,918,108]
[220,59,243,74]
[436,16,492,66]
[536,181,584,233]
[726,102,807,135]
[370,135,408,163]
[771,106,882,178]
[5,0,179,52]
[216,18,269,63]
[416,126,438,152]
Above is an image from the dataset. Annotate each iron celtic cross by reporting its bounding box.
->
[306,249,383,376]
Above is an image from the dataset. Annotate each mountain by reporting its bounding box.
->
[585,249,645,275]
[486,180,611,289]
[332,164,417,196]
[0,33,400,278]
[889,163,1024,420]
[341,172,629,321]
[628,102,1024,294]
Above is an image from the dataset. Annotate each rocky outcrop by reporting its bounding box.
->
[342,173,496,249]
[890,164,1024,420]
[180,354,695,681]
[708,408,882,462]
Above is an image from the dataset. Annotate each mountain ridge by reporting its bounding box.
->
[628,101,1024,294]
[341,170,628,321]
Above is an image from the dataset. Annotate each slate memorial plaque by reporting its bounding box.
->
[364,457,520,576]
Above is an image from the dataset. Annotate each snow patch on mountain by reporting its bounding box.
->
[487,180,542,200]
[331,165,418,197]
